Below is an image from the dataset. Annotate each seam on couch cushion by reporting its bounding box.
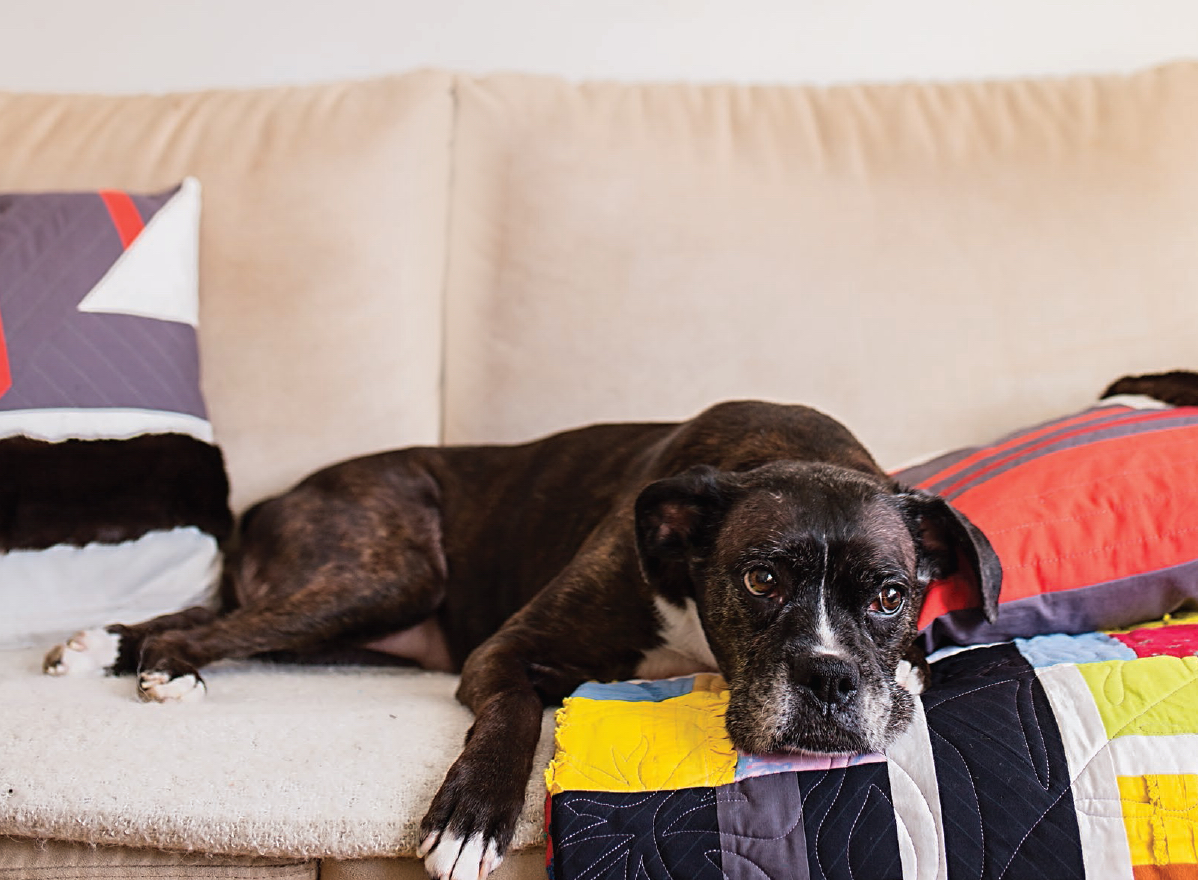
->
[0,837,316,880]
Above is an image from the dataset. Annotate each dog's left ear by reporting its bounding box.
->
[897,489,1003,623]
[635,465,738,600]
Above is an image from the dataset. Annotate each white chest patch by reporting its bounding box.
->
[635,597,721,680]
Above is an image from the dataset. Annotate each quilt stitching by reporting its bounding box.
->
[807,768,847,880]
[843,783,894,880]
[926,729,986,871]
[548,620,1197,879]
[999,523,1198,573]
[716,788,804,842]
[994,786,1076,880]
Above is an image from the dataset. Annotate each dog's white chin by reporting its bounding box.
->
[728,720,876,757]
[731,699,911,757]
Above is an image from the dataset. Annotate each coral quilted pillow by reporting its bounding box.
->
[897,399,1198,648]
[0,178,232,647]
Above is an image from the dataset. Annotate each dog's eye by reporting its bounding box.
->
[870,585,906,616]
[743,568,777,597]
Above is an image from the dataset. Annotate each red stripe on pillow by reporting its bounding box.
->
[0,306,9,398]
[953,425,1198,603]
[98,190,146,249]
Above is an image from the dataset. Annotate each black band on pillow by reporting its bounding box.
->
[0,433,233,551]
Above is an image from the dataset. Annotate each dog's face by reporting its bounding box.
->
[635,462,1000,755]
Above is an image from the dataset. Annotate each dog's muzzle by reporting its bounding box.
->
[722,649,908,757]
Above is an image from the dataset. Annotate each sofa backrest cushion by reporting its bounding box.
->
[444,64,1198,468]
[0,72,454,511]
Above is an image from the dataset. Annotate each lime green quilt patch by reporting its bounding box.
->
[1079,655,1198,738]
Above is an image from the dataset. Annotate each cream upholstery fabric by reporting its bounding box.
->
[0,72,453,510]
[0,650,554,859]
[445,64,1198,468]
[0,837,315,879]
[321,852,547,880]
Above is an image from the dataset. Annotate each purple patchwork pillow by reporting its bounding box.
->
[0,179,232,647]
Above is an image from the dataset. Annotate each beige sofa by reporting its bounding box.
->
[1,62,1197,879]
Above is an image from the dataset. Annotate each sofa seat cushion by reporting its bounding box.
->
[0,649,554,860]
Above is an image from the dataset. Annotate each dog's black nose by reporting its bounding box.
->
[794,655,859,711]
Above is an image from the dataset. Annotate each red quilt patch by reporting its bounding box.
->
[1110,623,1198,659]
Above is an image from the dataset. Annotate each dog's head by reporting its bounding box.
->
[635,461,1000,755]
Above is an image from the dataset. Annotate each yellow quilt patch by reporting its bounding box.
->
[1119,774,1198,867]
[545,674,737,795]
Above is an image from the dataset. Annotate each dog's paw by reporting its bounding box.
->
[419,830,504,880]
[137,670,206,703]
[895,658,927,695]
[43,628,120,676]
[419,766,519,880]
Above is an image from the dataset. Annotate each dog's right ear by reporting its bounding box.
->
[896,489,1003,624]
[635,465,736,600]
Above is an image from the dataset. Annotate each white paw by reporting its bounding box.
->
[419,831,504,880]
[138,671,206,703]
[43,628,120,676]
[895,659,927,696]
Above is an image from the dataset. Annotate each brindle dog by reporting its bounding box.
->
[46,400,1004,880]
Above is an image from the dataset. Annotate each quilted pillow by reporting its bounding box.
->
[546,614,1198,880]
[897,399,1198,648]
[0,178,232,648]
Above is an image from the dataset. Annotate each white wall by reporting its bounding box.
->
[3,0,1197,93]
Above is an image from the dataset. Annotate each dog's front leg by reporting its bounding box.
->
[419,511,653,880]
[417,636,549,880]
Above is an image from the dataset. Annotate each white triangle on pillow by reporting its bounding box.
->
[77,177,201,327]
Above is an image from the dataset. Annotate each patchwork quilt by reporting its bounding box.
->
[545,614,1198,880]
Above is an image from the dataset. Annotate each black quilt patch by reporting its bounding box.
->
[550,788,723,880]
[795,763,902,880]
[550,765,902,880]
[926,643,1085,879]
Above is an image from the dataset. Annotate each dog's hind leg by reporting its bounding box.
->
[132,461,449,701]
[43,606,218,678]
[133,561,447,703]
